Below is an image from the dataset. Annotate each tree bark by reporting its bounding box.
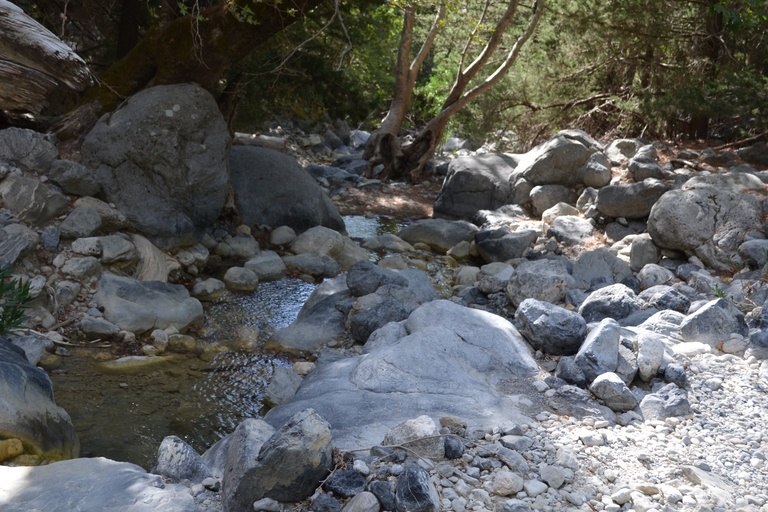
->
[57,0,324,143]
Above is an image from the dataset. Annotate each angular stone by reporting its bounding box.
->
[574,318,620,382]
[589,372,637,412]
[515,298,586,355]
[395,464,440,512]
[578,284,643,323]
[152,435,212,484]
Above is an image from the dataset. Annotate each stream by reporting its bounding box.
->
[49,216,409,469]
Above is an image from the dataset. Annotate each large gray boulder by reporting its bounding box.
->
[515,130,601,186]
[433,153,521,219]
[81,84,231,241]
[0,340,79,461]
[647,189,762,271]
[264,300,538,450]
[0,127,58,171]
[574,318,620,383]
[679,298,748,346]
[151,435,212,484]
[0,457,200,512]
[231,146,345,233]
[596,179,669,219]
[578,283,643,323]
[571,249,633,290]
[48,159,101,196]
[94,274,203,334]
[475,227,538,263]
[505,258,577,307]
[222,410,332,511]
[398,218,478,253]
[738,142,768,166]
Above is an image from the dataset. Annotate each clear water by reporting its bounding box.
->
[343,215,406,238]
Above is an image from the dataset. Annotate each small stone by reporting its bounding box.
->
[253,497,281,512]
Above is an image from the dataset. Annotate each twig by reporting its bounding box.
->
[46,314,82,332]
[713,131,768,151]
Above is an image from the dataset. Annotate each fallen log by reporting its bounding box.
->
[233,132,287,152]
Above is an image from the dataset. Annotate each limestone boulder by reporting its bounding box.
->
[515,130,601,186]
[398,218,478,253]
[82,84,231,241]
[0,127,58,171]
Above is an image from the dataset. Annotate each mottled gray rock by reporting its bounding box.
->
[475,227,537,263]
[218,419,276,511]
[0,457,199,512]
[61,256,102,281]
[94,274,203,334]
[0,174,68,225]
[578,284,643,323]
[270,226,297,246]
[630,235,661,272]
[214,233,259,260]
[589,372,637,412]
[679,298,747,346]
[596,179,669,219]
[547,216,594,245]
[245,251,287,281]
[0,341,79,461]
[74,196,129,231]
[636,329,665,381]
[398,218,478,253]
[555,356,587,387]
[59,206,102,239]
[0,127,58,171]
[347,260,408,297]
[683,172,765,193]
[191,278,226,301]
[82,84,231,240]
[516,130,600,186]
[350,300,409,343]
[283,253,338,277]
[571,249,632,291]
[223,266,259,292]
[738,141,768,165]
[638,285,690,313]
[506,259,576,307]
[579,152,612,188]
[231,146,345,234]
[323,470,367,498]
[264,367,303,408]
[395,464,440,512]
[738,239,768,267]
[604,139,644,164]
[0,227,29,265]
[433,153,520,220]
[48,159,101,196]
[639,383,690,420]
[637,263,674,289]
[79,316,120,340]
[291,225,344,258]
[648,188,761,271]
[152,435,212,484]
[515,298,586,355]
[530,184,573,217]
[574,318,620,382]
[627,155,662,180]
[382,415,443,460]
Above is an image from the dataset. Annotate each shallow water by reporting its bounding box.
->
[343,215,406,238]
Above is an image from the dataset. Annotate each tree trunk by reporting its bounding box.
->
[56,0,324,144]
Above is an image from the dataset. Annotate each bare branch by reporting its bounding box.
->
[458,0,491,76]
[410,3,447,76]
[334,0,353,71]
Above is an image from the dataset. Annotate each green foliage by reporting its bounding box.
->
[0,266,36,336]
[709,283,727,299]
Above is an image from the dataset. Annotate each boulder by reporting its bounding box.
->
[574,318,620,382]
[74,196,129,231]
[639,383,690,420]
[604,139,644,164]
[283,253,338,278]
[382,415,444,460]
[636,329,665,381]
[323,470,367,498]
[638,285,690,313]
[223,267,259,292]
[579,152,612,188]
[629,235,661,272]
[264,300,537,451]
[94,274,203,334]
[433,153,520,219]
[0,227,30,266]
[515,298,587,355]
[679,298,748,346]
[515,130,601,186]
[627,155,662,181]
[217,419,276,511]
[596,179,669,219]
[245,251,287,281]
[683,172,765,193]
[48,159,101,196]
[0,340,79,461]
[475,227,538,263]
[231,146,345,233]
[291,225,344,258]
[395,464,440,512]
[0,457,199,512]
[738,142,768,166]
[506,258,576,308]
[647,189,761,271]
[305,164,360,187]
[215,233,259,260]
[398,218,478,253]
[530,184,573,217]
[81,84,231,240]
[264,367,303,408]
[0,174,68,225]
[546,216,594,245]
[578,284,643,323]
[571,249,632,291]
[152,435,212,484]
[589,372,637,412]
[0,127,58,171]
[59,206,102,239]
[223,409,332,510]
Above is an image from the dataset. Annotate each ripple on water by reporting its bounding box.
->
[51,277,315,470]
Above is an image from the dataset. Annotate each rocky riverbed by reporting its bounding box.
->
[2,83,768,512]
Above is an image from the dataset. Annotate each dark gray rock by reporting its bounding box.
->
[546,385,617,423]
[515,298,586,356]
[571,249,633,291]
[616,344,638,384]
[306,164,360,187]
[395,464,440,512]
[475,227,537,262]
[219,419,276,511]
[82,84,231,241]
[264,366,303,408]
[48,159,101,196]
[324,470,367,498]
[444,436,464,459]
[627,156,662,180]
[40,226,60,253]
[0,174,68,226]
[530,184,573,216]
[0,127,58,171]
[746,330,768,360]
[738,141,768,166]
[312,494,342,512]
[639,383,690,420]
[596,179,669,218]
[369,480,396,511]
[664,363,687,388]
[0,227,29,265]
[630,235,661,272]
[152,435,212,484]
[79,316,120,340]
[589,372,638,412]
[231,146,344,234]
[555,356,587,387]
[94,274,203,334]
[350,300,409,343]
[0,340,79,461]
[398,218,479,253]
[574,318,620,382]
[347,260,408,297]
[578,284,643,323]
[264,300,537,451]
[638,285,690,313]
[433,153,520,220]
[679,298,747,346]
[472,204,528,229]
[59,206,102,239]
[547,216,595,246]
